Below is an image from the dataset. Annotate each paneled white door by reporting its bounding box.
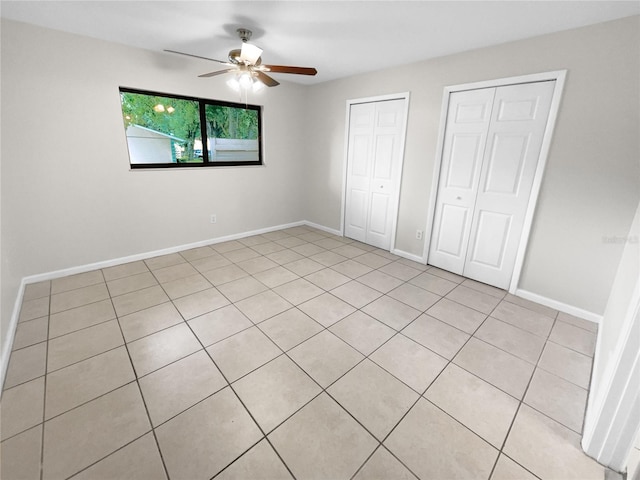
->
[344,98,406,250]
[429,81,555,289]
[427,88,496,274]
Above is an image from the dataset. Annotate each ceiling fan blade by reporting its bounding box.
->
[198,68,237,78]
[164,49,231,65]
[263,65,318,76]
[256,71,280,87]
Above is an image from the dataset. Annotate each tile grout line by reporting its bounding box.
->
[489,310,561,480]
[159,260,301,480]
[365,296,505,479]
[217,253,426,478]
[481,298,531,480]
[108,266,172,480]
[65,429,156,480]
[39,280,53,480]
[4,227,599,480]
[169,239,531,478]
[6,231,382,476]
[267,280,457,478]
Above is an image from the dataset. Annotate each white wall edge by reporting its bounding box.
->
[582,280,640,472]
[391,248,425,264]
[0,278,27,392]
[515,288,602,324]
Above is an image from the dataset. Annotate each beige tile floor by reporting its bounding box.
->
[1,226,605,479]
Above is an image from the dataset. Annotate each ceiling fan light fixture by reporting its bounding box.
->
[238,72,253,89]
[240,42,263,65]
[166,27,317,92]
[226,72,264,94]
[252,79,265,92]
[226,76,241,92]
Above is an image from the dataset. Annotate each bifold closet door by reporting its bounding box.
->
[344,99,406,250]
[427,88,496,274]
[429,81,555,289]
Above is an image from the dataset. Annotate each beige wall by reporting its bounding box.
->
[304,15,640,315]
[0,20,309,351]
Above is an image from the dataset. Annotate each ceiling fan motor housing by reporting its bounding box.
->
[236,28,253,42]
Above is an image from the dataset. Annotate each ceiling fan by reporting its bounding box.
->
[165,28,318,89]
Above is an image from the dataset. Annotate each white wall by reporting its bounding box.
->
[0,19,309,356]
[303,15,640,316]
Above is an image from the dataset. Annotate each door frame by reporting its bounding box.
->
[340,92,411,251]
[423,70,567,293]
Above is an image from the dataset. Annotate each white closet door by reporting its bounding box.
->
[428,88,496,273]
[464,81,555,289]
[429,81,555,289]
[344,99,406,250]
[344,102,375,244]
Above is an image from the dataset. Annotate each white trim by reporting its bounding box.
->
[515,288,602,324]
[391,248,425,264]
[1,278,27,392]
[446,70,568,92]
[341,92,411,252]
[304,221,341,237]
[339,102,351,238]
[509,70,567,293]
[21,221,305,284]
[13,220,337,287]
[347,92,411,106]
[422,89,452,264]
[582,281,640,471]
[423,70,567,295]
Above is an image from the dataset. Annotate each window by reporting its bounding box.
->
[119,87,262,168]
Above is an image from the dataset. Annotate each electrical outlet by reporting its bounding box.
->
[416,230,423,240]
[210,214,217,224]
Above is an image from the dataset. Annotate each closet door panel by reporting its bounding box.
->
[428,88,496,274]
[464,81,556,288]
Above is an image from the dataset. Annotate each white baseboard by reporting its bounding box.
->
[304,221,342,237]
[1,220,312,392]
[22,221,307,285]
[515,288,602,324]
[392,248,426,264]
[1,278,27,392]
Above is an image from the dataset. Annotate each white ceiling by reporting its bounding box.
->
[2,1,638,84]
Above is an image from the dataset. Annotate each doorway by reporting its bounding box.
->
[343,93,409,251]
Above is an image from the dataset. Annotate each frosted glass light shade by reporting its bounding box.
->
[240,43,263,64]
